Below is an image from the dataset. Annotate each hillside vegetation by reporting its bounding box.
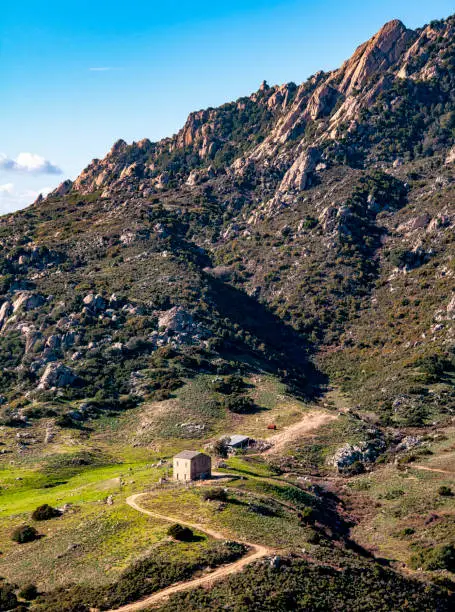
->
[0,13,454,611]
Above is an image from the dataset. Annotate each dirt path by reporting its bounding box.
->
[412,465,455,475]
[107,492,272,611]
[264,409,338,454]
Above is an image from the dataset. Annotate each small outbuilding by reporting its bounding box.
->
[173,450,211,482]
[226,435,250,450]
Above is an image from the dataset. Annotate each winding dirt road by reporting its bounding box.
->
[107,492,272,611]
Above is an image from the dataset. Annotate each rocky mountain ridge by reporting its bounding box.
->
[0,13,451,433]
[52,16,453,211]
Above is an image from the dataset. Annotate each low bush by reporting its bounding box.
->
[202,488,228,502]
[223,394,255,414]
[0,581,18,610]
[167,523,194,541]
[438,485,453,497]
[34,540,248,611]
[411,544,455,572]
[12,525,39,544]
[18,583,38,600]
[32,504,61,521]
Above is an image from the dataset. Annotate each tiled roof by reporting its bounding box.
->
[174,450,206,460]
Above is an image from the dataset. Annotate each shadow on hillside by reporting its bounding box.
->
[206,276,328,399]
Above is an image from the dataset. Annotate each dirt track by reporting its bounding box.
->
[412,465,455,475]
[107,492,272,611]
[264,410,338,454]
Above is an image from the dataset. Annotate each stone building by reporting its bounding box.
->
[173,450,211,481]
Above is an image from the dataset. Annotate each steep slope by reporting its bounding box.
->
[0,14,453,431]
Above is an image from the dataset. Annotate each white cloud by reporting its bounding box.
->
[0,182,14,194]
[0,152,62,175]
[89,66,114,71]
[0,183,55,214]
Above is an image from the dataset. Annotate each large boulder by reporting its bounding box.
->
[50,179,73,197]
[0,301,12,328]
[279,147,321,192]
[158,307,194,333]
[38,363,77,390]
[330,438,386,471]
[12,292,45,313]
[445,145,455,165]
[155,306,211,347]
[82,293,106,312]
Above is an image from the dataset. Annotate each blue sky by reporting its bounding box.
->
[0,0,453,212]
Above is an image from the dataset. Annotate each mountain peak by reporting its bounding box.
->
[337,18,415,95]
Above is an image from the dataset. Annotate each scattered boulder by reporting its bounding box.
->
[279,146,321,192]
[270,555,281,569]
[46,334,61,350]
[38,363,77,390]
[397,214,431,234]
[0,300,12,327]
[395,435,421,453]
[158,307,194,333]
[82,293,106,312]
[12,292,45,313]
[330,438,386,471]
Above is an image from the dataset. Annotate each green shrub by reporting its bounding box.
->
[438,485,453,497]
[202,488,228,502]
[213,375,246,394]
[223,394,255,414]
[0,581,18,610]
[18,583,38,600]
[12,525,39,544]
[167,523,194,541]
[341,460,365,476]
[411,544,455,572]
[299,506,315,524]
[32,504,61,521]
[400,527,415,537]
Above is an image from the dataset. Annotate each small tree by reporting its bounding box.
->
[213,437,229,458]
[202,488,228,502]
[224,395,255,414]
[18,583,38,600]
[0,582,18,610]
[438,485,453,497]
[12,525,39,544]
[167,523,194,541]
[32,504,61,521]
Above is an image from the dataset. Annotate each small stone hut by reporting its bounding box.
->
[173,450,211,481]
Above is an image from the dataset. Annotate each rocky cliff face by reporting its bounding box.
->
[67,16,453,220]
